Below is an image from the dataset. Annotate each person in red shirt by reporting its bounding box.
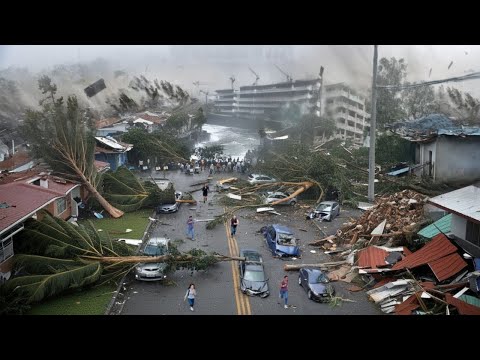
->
[279,275,289,308]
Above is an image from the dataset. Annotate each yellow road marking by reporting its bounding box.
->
[224,217,242,315]
[225,212,252,315]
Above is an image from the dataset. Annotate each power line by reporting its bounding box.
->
[377,71,480,90]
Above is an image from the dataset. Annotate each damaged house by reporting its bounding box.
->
[94,136,133,171]
[389,114,480,183]
[428,185,480,258]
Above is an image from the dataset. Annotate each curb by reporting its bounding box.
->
[105,211,156,315]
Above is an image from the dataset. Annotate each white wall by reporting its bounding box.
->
[451,214,467,240]
[414,141,436,178]
[435,136,480,183]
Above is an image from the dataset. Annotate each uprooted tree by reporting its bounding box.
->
[0,212,243,314]
[20,76,124,218]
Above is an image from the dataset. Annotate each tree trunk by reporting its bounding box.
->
[270,181,314,206]
[284,260,348,271]
[83,178,124,218]
[81,254,246,264]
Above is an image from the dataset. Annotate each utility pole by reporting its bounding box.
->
[368,45,378,203]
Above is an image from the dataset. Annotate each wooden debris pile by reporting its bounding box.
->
[337,190,429,248]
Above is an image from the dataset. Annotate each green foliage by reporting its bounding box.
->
[167,243,218,274]
[375,133,415,166]
[166,111,189,131]
[198,145,224,159]
[102,167,175,212]
[403,83,436,119]
[19,76,97,183]
[376,57,407,127]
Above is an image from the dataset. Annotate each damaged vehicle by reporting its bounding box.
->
[238,249,270,298]
[307,201,340,221]
[135,237,170,281]
[298,268,335,302]
[262,224,300,258]
[156,191,183,214]
[264,192,297,206]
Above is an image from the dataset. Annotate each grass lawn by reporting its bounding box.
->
[79,209,153,240]
[27,283,117,315]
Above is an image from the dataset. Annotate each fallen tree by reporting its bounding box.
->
[0,212,245,314]
[284,261,348,271]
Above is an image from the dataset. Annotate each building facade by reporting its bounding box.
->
[324,83,371,145]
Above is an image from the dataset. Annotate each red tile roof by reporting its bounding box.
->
[95,117,120,129]
[94,160,110,171]
[445,294,480,315]
[0,179,79,233]
[428,252,468,282]
[358,246,389,268]
[137,113,167,124]
[391,234,457,271]
[0,151,32,171]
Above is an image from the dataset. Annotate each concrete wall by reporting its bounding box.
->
[414,141,436,178]
[451,214,467,240]
[435,136,480,183]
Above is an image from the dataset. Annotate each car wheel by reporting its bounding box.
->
[290,201,297,206]
[298,276,302,286]
[308,290,313,300]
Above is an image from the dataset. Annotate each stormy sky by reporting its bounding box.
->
[0,45,478,96]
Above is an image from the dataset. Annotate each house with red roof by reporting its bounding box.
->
[0,173,81,282]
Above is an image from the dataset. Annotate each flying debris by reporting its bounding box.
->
[429,68,432,78]
[84,79,106,97]
[448,61,454,70]
[465,51,469,55]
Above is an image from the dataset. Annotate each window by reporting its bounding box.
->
[466,221,480,246]
[0,238,13,263]
[56,197,67,215]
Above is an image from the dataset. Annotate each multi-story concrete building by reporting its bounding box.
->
[324,83,371,145]
[213,79,371,145]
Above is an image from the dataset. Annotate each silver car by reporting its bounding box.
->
[264,192,297,206]
[248,174,276,185]
[156,191,183,214]
[135,237,170,281]
[310,201,340,221]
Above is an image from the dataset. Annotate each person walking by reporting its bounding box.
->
[184,283,197,311]
[186,215,195,241]
[230,215,239,236]
[279,275,289,309]
[202,183,209,203]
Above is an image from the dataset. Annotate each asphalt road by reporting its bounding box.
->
[120,169,381,315]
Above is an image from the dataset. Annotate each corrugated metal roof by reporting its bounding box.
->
[418,214,453,239]
[428,186,480,223]
[428,252,468,282]
[445,293,480,315]
[459,294,480,308]
[394,294,419,315]
[392,234,457,271]
[358,246,389,268]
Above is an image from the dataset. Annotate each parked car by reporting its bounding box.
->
[298,268,335,302]
[238,249,270,298]
[135,237,170,281]
[156,191,183,214]
[262,224,300,258]
[264,191,297,206]
[307,201,340,221]
[248,174,276,185]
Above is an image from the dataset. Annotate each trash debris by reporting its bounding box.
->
[310,250,317,254]
[227,193,241,200]
[257,207,275,213]
[84,78,106,97]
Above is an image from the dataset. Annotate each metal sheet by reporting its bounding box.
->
[428,252,468,282]
[428,185,480,223]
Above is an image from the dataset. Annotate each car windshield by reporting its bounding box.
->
[277,232,297,246]
[144,244,167,256]
[243,252,262,262]
[309,272,328,284]
[244,269,266,282]
[316,203,332,211]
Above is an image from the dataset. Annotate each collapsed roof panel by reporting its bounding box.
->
[84,78,106,97]
[391,234,458,271]
[428,252,468,282]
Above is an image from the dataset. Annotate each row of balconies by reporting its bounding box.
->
[325,89,365,105]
